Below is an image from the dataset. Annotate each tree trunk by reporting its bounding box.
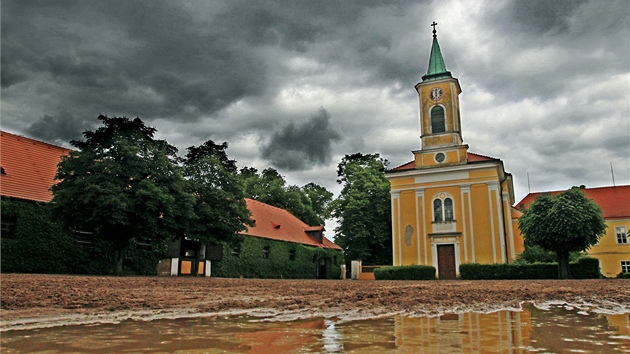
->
[557,251,571,279]
[112,246,125,276]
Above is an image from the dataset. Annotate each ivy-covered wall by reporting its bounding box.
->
[211,236,344,279]
[1,198,160,275]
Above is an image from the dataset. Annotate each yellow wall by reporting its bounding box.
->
[586,218,630,277]
[389,163,514,274]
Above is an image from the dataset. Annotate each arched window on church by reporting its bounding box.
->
[433,195,454,222]
[430,106,446,133]
[433,199,443,222]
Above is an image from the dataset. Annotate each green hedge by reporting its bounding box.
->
[459,257,601,280]
[1,198,159,275]
[374,265,436,280]
[211,236,344,279]
[617,272,630,279]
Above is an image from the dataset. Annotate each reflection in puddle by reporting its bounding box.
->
[2,304,629,353]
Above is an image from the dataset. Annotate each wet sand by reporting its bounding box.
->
[1,274,628,331]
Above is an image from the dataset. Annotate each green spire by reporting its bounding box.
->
[422,22,452,82]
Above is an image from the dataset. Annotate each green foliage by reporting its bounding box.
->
[182,141,251,247]
[514,245,584,264]
[211,236,344,279]
[1,199,87,274]
[331,153,392,265]
[51,115,195,275]
[1,198,161,275]
[518,188,607,279]
[459,258,601,280]
[617,272,630,279]
[240,167,332,226]
[374,265,436,280]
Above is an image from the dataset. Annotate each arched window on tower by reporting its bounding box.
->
[431,106,446,133]
[433,195,455,222]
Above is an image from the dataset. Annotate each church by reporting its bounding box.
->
[385,24,524,279]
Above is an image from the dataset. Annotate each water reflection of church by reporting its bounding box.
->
[392,305,629,352]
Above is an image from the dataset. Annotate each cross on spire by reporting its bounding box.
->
[431,21,438,38]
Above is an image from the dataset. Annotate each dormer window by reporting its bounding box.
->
[1,167,6,175]
[430,106,446,133]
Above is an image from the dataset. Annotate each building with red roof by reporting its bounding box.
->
[516,185,630,277]
[1,130,343,278]
[1,131,72,203]
[384,29,523,278]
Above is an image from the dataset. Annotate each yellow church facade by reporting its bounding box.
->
[386,26,524,279]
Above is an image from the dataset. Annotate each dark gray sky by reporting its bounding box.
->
[2,0,629,210]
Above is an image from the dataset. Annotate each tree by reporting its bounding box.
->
[52,115,194,275]
[330,153,392,265]
[240,167,331,225]
[518,187,607,279]
[181,140,252,246]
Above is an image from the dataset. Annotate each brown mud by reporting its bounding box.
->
[1,274,628,331]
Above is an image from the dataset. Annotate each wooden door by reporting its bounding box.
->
[437,244,456,280]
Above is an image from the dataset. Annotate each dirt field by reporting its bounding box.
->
[1,274,629,330]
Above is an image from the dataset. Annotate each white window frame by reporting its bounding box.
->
[432,193,455,223]
[621,261,630,273]
[616,226,628,244]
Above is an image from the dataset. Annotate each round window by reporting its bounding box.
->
[435,152,446,163]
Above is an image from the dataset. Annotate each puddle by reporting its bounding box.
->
[2,304,629,353]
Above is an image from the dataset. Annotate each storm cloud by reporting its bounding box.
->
[1,0,628,205]
[261,108,341,170]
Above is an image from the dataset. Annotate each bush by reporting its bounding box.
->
[459,258,601,280]
[570,257,601,279]
[210,236,344,279]
[374,265,436,280]
[617,272,630,279]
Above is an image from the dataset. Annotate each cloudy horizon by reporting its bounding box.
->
[2,0,629,219]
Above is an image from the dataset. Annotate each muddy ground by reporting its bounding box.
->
[1,274,628,330]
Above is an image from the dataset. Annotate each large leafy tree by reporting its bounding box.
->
[330,153,392,265]
[181,140,252,246]
[52,115,194,275]
[518,187,607,279]
[240,167,331,226]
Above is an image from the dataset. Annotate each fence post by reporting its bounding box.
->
[351,260,362,280]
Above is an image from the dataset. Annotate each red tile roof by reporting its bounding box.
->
[1,131,72,202]
[1,130,343,250]
[515,185,630,220]
[389,152,499,171]
[243,198,342,250]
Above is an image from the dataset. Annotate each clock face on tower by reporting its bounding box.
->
[430,87,443,101]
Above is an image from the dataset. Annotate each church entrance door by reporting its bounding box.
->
[437,244,456,279]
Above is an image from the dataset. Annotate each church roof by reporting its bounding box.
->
[422,29,452,82]
[0,131,72,202]
[388,152,500,172]
[243,198,342,250]
[515,185,630,220]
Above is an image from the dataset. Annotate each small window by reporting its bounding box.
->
[74,230,93,245]
[231,246,241,257]
[433,199,443,222]
[430,106,446,133]
[263,246,270,259]
[616,227,628,244]
[289,249,296,261]
[622,261,630,273]
[1,221,15,238]
[185,250,196,258]
[444,198,454,221]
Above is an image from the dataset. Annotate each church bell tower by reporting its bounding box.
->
[413,22,468,168]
